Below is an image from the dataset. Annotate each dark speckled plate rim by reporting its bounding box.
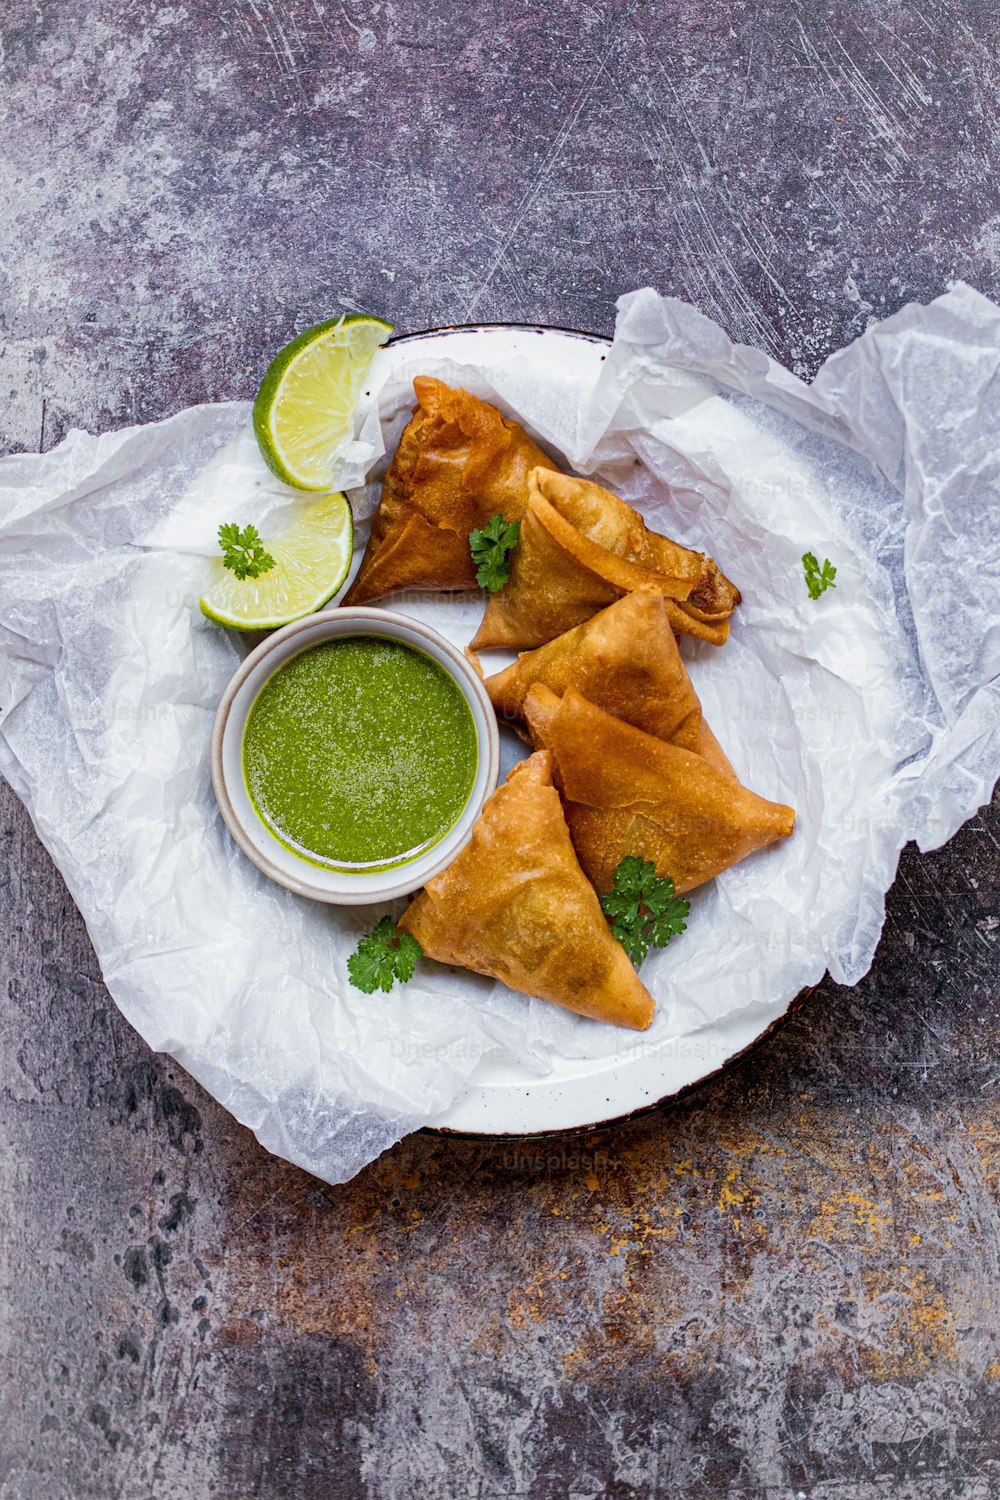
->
[386,320,613,348]
[378,320,811,1140]
[423,987,818,1141]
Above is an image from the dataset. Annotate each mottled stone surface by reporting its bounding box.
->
[2,2,1000,1496]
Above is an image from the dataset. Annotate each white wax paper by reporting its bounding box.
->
[1,284,998,1184]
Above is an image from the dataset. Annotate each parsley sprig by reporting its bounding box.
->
[802,551,836,600]
[601,856,690,966]
[348,917,423,994]
[218,522,276,582]
[469,513,520,592]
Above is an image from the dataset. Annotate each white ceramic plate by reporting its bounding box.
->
[360,324,801,1137]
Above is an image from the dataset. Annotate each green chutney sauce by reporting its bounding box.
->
[243,636,478,872]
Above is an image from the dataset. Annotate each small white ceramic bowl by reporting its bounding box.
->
[210,608,500,905]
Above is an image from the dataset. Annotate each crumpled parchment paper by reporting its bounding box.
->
[1,283,997,1184]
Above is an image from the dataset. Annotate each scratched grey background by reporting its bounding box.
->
[2,2,1000,1497]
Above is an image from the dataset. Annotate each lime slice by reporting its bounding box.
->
[200,492,354,631]
[253,313,392,490]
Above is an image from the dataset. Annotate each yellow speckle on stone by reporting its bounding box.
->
[845,1192,892,1233]
[858,1268,957,1378]
[718,1169,760,1235]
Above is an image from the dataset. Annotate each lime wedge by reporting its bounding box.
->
[253,314,392,490]
[200,492,354,631]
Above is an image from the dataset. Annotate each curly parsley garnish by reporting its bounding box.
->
[601,856,690,967]
[218,522,276,582]
[469,513,520,592]
[348,917,423,994]
[802,551,837,601]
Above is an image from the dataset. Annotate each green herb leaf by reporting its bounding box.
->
[469,513,520,592]
[218,522,277,582]
[347,916,423,994]
[802,551,837,601]
[600,855,689,967]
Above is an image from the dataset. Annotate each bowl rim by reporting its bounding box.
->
[210,606,500,904]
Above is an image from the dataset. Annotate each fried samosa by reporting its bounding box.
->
[484,586,736,779]
[398,751,655,1030]
[342,377,559,605]
[524,687,794,897]
[470,469,740,651]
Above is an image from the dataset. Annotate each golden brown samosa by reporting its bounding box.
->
[342,377,559,605]
[399,751,654,1030]
[471,469,740,651]
[524,687,794,897]
[484,586,736,778]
